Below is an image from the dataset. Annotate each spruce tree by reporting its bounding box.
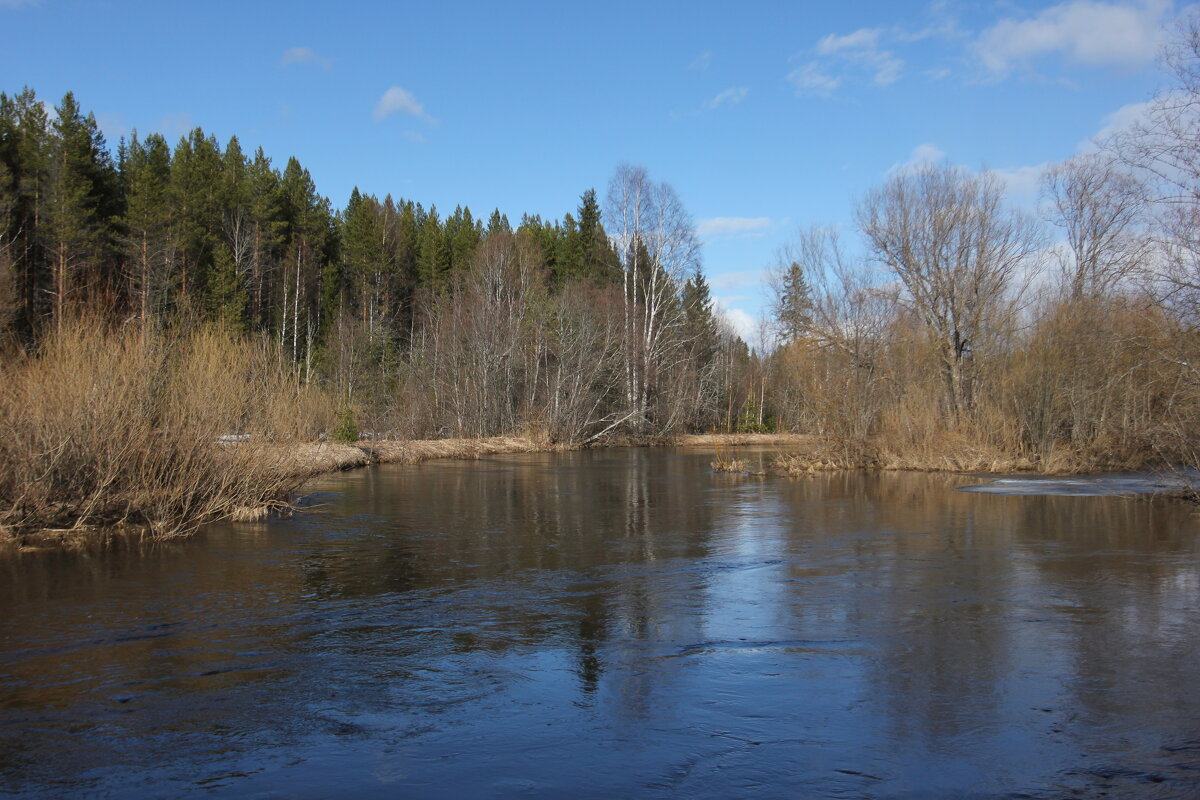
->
[776,261,813,342]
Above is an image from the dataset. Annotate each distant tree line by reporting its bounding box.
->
[0,88,759,442]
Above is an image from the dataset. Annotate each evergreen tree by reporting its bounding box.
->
[775,261,813,342]
[446,204,480,275]
[417,204,449,288]
[575,187,618,284]
[45,92,118,327]
[487,208,510,236]
[245,147,283,330]
[122,131,174,327]
[207,240,247,331]
[170,127,223,307]
[681,268,719,367]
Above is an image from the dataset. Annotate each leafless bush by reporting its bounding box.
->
[0,318,333,538]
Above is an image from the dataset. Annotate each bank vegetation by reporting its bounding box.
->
[6,14,1200,538]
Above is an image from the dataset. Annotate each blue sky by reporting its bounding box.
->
[0,0,1184,340]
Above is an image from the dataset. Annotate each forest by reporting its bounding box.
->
[5,15,1200,537]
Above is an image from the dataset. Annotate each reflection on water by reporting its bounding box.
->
[2,448,1199,798]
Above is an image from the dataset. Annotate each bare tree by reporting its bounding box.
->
[857,164,1042,418]
[770,226,897,440]
[1041,153,1149,299]
[605,164,700,434]
[1111,12,1200,320]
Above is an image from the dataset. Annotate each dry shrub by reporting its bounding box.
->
[0,318,334,538]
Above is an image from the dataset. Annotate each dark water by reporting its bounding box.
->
[2,448,1200,799]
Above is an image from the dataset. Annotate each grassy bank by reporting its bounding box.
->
[709,434,1170,478]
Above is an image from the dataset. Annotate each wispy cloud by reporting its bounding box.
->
[697,217,773,238]
[402,130,427,144]
[709,268,770,292]
[373,86,436,124]
[976,0,1168,76]
[158,111,193,138]
[886,142,946,175]
[816,28,881,55]
[280,46,332,69]
[704,87,749,110]
[988,164,1048,205]
[689,51,712,71]
[791,26,904,95]
[1083,97,1157,150]
[788,62,840,95]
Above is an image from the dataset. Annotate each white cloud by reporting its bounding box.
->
[792,26,904,94]
[689,51,712,71]
[402,130,427,144]
[720,305,761,343]
[697,217,773,238]
[1083,97,1157,150]
[977,0,1168,75]
[709,268,770,292]
[789,62,841,94]
[280,46,331,69]
[988,163,1049,206]
[373,87,435,123]
[886,142,946,175]
[704,86,749,110]
[816,28,882,55]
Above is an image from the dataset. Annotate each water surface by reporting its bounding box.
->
[2,448,1199,798]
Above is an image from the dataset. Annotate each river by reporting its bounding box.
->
[2,448,1199,798]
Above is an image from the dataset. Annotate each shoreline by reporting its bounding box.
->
[279,432,818,479]
[6,432,1185,550]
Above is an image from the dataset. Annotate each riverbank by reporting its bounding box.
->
[0,433,817,548]
[278,432,816,478]
[7,429,1181,550]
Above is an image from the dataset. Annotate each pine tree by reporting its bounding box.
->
[45,92,118,328]
[487,208,510,236]
[170,127,223,308]
[207,240,247,331]
[417,205,449,288]
[447,205,480,275]
[245,147,283,331]
[122,131,174,329]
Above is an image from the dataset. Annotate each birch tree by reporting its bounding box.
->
[605,164,700,433]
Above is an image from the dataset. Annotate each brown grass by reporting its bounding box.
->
[0,319,335,541]
[364,435,554,465]
[677,433,814,447]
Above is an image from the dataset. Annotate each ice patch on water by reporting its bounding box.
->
[957,471,1199,496]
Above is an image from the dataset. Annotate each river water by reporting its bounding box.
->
[2,448,1199,798]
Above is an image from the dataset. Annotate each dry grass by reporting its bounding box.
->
[365,435,553,465]
[678,433,813,447]
[0,319,335,540]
